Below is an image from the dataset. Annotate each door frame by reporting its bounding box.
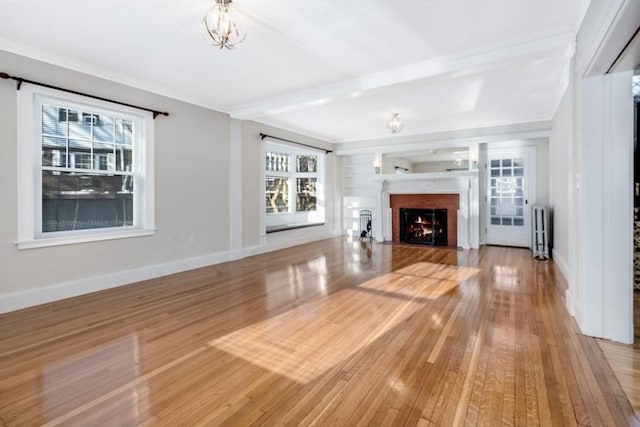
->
[484,145,537,248]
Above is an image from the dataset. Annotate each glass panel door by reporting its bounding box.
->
[486,147,535,248]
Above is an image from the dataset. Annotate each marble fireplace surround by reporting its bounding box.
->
[374,171,480,249]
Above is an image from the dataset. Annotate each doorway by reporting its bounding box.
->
[485,146,536,248]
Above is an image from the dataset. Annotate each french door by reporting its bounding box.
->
[486,147,536,248]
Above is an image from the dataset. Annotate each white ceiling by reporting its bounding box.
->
[0,0,587,143]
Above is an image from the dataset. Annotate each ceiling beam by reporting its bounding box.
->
[230,29,575,120]
[333,121,552,156]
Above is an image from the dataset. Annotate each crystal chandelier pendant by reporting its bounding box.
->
[202,0,246,50]
[387,113,403,133]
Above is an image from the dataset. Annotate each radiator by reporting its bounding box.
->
[532,205,551,259]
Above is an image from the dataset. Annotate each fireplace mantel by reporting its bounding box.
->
[374,171,480,249]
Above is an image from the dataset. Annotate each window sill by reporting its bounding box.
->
[16,228,156,250]
[266,222,325,234]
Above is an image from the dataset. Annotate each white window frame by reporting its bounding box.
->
[16,85,155,249]
[263,140,325,231]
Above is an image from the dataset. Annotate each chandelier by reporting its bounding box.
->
[202,0,246,50]
[387,113,403,134]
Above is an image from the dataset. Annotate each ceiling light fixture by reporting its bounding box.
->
[202,0,246,50]
[387,113,403,134]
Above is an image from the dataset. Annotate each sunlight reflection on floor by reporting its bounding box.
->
[208,262,480,383]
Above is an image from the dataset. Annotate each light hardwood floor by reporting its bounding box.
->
[1,237,638,426]
[597,290,640,418]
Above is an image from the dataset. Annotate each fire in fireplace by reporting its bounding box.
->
[399,208,448,246]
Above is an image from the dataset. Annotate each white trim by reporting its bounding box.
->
[375,172,480,249]
[485,146,537,248]
[576,72,634,344]
[0,36,230,116]
[0,249,232,314]
[229,119,243,259]
[565,282,580,319]
[264,141,326,229]
[1,231,342,314]
[16,84,155,247]
[16,228,156,250]
[553,249,570,282]
[230,29,575,121]
[243,230,343,258]
[334,131,551,157]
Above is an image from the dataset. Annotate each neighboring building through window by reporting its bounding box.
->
[264,141,325,232]
[17,85,155,249]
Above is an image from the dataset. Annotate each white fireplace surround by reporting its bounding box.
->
[374,171,480,249]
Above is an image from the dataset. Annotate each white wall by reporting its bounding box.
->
[0,50,339,313]
[239,120,339,255]
[576,71,634,343]
[478,139,549,244]
[563,0,638,343]
[549,80,573,277]
[0,50,231,311]
[412,161,469,173]
[342,153,377,237]
[381,156,412,174]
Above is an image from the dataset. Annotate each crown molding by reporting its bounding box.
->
[0,37,231,116]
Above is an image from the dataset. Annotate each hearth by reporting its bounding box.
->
[399,208,448,246]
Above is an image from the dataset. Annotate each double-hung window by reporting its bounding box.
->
[17,85,155,249]
[264,141,325,232]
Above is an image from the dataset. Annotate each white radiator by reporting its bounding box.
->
[532,205,551,259]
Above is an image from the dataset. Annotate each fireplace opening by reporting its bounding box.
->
[399,208,448,246]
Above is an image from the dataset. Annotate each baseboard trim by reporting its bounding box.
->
[566,288,580,323]
[243,230,343,258]
[0,251,232,314]
[1,231,343,314]
[552,249,569,282]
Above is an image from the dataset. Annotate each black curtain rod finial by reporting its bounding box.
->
[1,71,169,119]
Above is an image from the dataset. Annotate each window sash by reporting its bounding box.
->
[16,84,155,249]
[264,145,320,215]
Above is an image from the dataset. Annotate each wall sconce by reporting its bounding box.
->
[373,153,381,174]
[387,113,403,134]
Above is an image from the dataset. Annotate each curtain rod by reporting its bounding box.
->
[0,72,170,119]
[260,133,332,154]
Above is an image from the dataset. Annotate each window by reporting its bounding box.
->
[489,158,525,227]
[264,142,325,232]
[17,85,155,249]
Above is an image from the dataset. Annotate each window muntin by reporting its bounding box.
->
[39,103,137,234]
[263,142,325,232]
[17,85,155,248]
[489,157,525,227]
[264,149,319,214]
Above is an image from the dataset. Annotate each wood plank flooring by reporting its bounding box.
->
[1,237,638,426]
[597,290,640,419]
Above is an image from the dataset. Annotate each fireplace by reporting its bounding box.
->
[399,208,448,246]
[390,194,459,247]
[377,175,479,249]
